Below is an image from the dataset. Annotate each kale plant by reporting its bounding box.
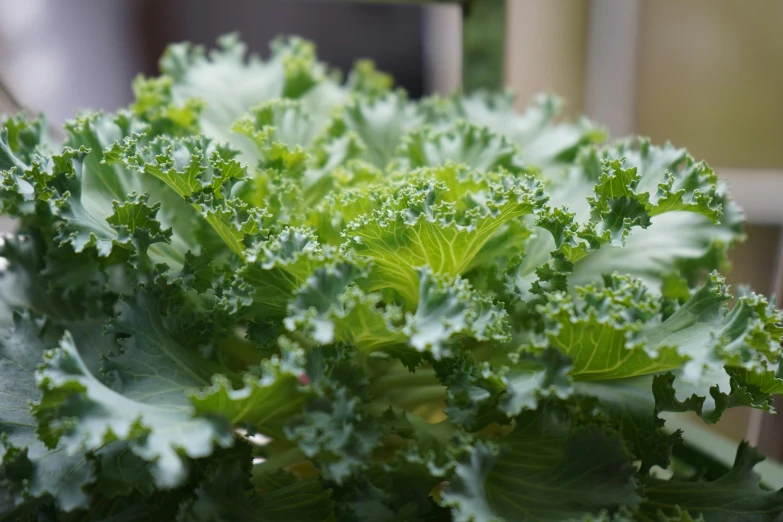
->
[0,35,781,521]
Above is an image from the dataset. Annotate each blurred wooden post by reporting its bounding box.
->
[422,4,462,94]
[583,0,642,137]
[504,0,589,117]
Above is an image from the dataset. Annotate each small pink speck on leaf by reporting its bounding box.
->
[430,481,450,502]
[298,374,310,385]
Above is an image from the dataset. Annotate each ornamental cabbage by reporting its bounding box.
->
[0,35,781,522]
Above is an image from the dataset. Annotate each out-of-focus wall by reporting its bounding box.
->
[0,0,143,126]
[636,0,783,170]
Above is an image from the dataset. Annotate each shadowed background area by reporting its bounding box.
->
[0,0,428,125]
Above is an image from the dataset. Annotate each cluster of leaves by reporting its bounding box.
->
[0,35,781,522]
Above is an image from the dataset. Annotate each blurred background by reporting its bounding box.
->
[1,0,782,458]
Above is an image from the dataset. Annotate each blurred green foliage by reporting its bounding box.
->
[462,0,505,91]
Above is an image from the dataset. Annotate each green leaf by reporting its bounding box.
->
[40,113,201,272]
[320,286,409,358]
[333,458,452,522]
[191,337,310,440]
[105,192,173,252]
[178,449,336,522]
[284,345,385,484]
[345,168,547,305]
[0,312,95,514]
[535,272,783,382]
[234,99,321,153]
[575,377,681,474]
[646,274,782,378]
[440,405,641,522]
[229,228,332,317]
[367,362,446,415]
[519,139,741,298]
[422,92,602,169]
[537,273,684,380]
[499,348,573,417]
[35,295,234,489]
[131,75,204,135]
[306,184,387,246]
[342,91,423,169]
[285,261,366,344]
[395,121,524,175]
[231,98,383,215]
[124,134,267,256]
[288,266,508,364]
[0,115,50,172]
[160,34,348,157]
[402,269,509,359]
[653,366,783,425]
[346,59,393,97]
[565,140,742,291]
[639,442,783,522]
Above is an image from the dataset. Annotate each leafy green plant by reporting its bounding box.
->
[1,35,781,522]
